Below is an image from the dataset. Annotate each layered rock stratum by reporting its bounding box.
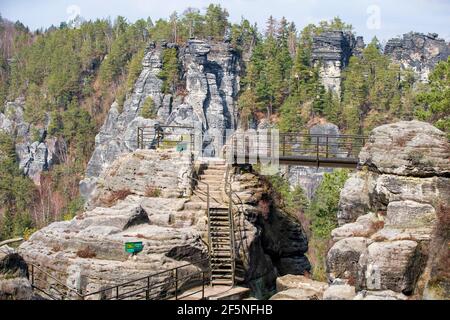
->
[80,40,240,201]
[328,120,449,299]
[385,32,450,82]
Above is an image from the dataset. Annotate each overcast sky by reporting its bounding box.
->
[1,0,449,42]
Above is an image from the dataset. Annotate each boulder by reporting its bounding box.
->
[272,275,328,300]
[269,288,322,300]
[354,290,409,300]
[364,240,423,294]
[323,285,356,300]
[275,275,328,299]
[332,213,383,241]
[359,121,450,177]
[327,237,371,285]
[337,171,376,225]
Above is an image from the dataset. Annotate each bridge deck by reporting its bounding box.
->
[239,155,359,168]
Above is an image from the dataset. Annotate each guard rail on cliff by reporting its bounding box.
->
[28,257,210,300]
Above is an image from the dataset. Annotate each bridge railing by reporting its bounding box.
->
[226,132,367,163]
[137,125,195,151]
[279,133,367,159]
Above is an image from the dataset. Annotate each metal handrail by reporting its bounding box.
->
[82,256,209,299]
[29,256,210,300]
[137,125,196,150]
[183,172,212,281]
[29,264,83,299]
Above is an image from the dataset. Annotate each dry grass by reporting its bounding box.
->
[100,189,133,207]
[144,185,162,198]
[76,246,96,259]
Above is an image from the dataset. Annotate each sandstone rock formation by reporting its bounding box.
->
[85,149,193,209]
[0,99,64,185]
[385,32,450,82]
[81,40,241,201]
[328,120,449,299]
[19,149,207,299]
[19,147,311,299]
[226,170,310,298]
[312,31,364,94]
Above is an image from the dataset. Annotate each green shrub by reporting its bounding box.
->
[140,96,157,119]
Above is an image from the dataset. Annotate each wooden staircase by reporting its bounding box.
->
[186,159,235,287]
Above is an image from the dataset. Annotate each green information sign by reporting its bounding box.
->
[125,242,144,254]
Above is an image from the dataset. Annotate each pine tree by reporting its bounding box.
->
[416,57,450,136]
[158,48,179,93]
[140,96,157,119]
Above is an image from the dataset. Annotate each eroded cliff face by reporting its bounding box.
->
[312,31,364,94]
[327,121,449,299]
[80,40,241,201]
[312,31,449,95]
[385,32,450,82]
[227,170,310,298]
[0,99,65,185]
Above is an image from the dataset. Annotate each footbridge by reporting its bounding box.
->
[137,125,367,169]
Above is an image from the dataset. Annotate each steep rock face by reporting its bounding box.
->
[81,40,240,200]
[312,31,363,94]
[227,171,310,298]
[80,43,162,199]
[19,150,207,299]
[328,121,450,299]
[384,32,450,82]
[0,99,64,185]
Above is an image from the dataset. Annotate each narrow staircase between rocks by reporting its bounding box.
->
[185,159,236,287]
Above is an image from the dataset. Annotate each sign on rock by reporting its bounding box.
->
[125,242,144,254]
